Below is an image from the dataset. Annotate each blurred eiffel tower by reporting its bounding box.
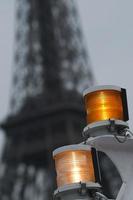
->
[0,0,94,199]
[0,0,123,199]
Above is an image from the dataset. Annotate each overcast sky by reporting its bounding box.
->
[0,0,133,133]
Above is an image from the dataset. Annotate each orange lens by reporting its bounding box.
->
[84,90,124,124]
[54,150,95,187]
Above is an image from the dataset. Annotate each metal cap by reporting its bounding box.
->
[83,85,121,97]
[53,144,91,157]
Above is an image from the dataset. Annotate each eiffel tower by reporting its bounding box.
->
[0,0,94,199]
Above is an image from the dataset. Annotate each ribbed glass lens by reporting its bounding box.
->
[54,150,95,187]
[84,90,124,124]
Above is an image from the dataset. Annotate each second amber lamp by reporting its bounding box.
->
[83,85,129,124]
[53,145,95,188]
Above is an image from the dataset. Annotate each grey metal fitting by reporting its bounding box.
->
[53,182,101,200]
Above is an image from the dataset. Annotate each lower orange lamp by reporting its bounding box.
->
[53,144,95,188]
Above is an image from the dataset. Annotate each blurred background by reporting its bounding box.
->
[0,0,132,199]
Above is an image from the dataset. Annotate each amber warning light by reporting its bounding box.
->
[83,85,129,125]
[53,145,95,188]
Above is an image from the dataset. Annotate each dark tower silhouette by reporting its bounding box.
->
[0,0,94,199]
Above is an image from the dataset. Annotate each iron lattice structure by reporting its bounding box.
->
[11,0,94,114]
[0,0,94,199]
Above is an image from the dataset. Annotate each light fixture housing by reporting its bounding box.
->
[83,85,129,125]
[53,144,96,188]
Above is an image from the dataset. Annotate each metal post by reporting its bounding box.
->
[85,119,133,200]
